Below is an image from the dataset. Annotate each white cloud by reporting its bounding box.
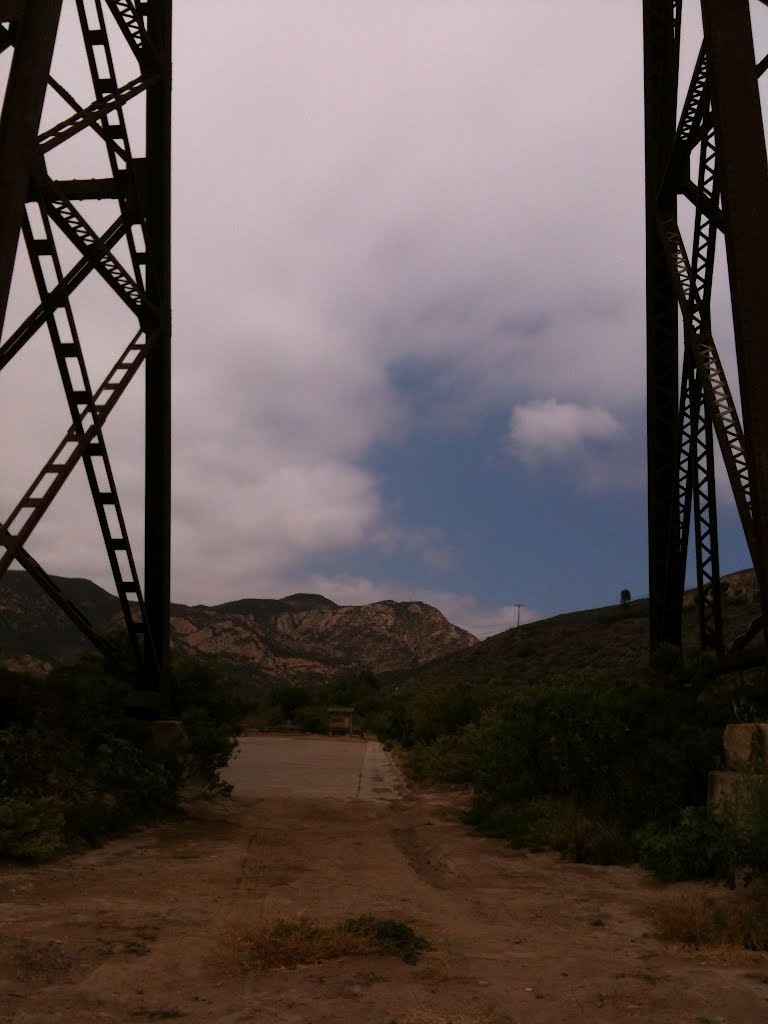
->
[508,399,623,463]
[0,2,686,616]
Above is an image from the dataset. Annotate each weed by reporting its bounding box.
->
[123,940,151,956]
[341,914,433,964]
[130,1010,186,1021]
[352,970,385,986]
[12,939,74,982]
[0,795,67,861]
[392,1014,510,1024]
[637,782,768,885]
[649,884,768,950]
[1,656,245,860]
[415,964,445,983]
[223,914,432,973]
[97,937,151,957]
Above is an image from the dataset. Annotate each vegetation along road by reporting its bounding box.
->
[1,734,767,1024]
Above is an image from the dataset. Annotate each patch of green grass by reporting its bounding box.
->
[341,914,433,964]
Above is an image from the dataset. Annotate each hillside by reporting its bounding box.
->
[0,570,477,685]
[389,569,763,692]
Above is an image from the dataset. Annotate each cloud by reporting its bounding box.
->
[508,399,624,463]
[0,2,680,622]
[371,524,455,573]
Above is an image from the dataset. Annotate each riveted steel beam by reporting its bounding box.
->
[0,1,172,697]
[645,0,684,651]
[0,1,61,339]
[646,0,768,671]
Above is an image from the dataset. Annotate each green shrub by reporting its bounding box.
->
[0,654,246,859]
[461,674,725,829]
[341,915,433,963]
[465,795,633,865]
[292,705,328,734]
[635,806,729,882]
[636,780,768,884]
[463,798,540,846]
[173,657,246,795]
[526,796,634,865]
[224,913,432,972]
[0,796,67,860]
[398,666,768,877]
[402,725,482,784]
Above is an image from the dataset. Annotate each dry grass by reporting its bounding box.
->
[649,884,768,951]
[223,917,370,973]
[12,939,74,983]
[392,1013,510,1024]
[222,914,432,974]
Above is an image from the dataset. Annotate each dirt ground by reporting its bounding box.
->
[1,735,767,1024]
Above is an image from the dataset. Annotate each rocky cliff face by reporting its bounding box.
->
[0,572,477,686]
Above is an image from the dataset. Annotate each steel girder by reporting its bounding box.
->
[645,0,768,663]
[0,0,172,699]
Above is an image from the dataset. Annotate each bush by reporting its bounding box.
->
[526,796,634,865]
[465,795,633,865]
[252,672,387,737]
[637,781,768,884]
[293,705,328,734]
[402,725,482,784]
[174,658,246,795]
[649,884,768,950]
[395,664,768,877]
[0,654,246,859]
[341,915,433,963]
[222,914,432,973]
[0,795,67,861]
[463,675,708,820]
[635,807,730,882]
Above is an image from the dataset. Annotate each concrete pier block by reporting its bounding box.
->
[723,723,768,771]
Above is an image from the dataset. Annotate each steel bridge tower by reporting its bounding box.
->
[2,1,767,687]
[0,1,171,703]
[645,0,768,670]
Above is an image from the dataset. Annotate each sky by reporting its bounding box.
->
[0,0,763,638]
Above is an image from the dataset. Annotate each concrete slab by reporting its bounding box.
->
[357,740,407,801]
[223,734,405,802]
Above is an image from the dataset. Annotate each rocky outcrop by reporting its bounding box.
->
[682,568,759,607]
[0,572,477,687]
[170,594,476,685]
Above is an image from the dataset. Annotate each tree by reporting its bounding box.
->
[620,589,631,607]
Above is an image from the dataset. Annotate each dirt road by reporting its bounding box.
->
[1,735,767,1023]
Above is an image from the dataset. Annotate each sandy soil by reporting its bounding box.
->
[1,735,767,1024]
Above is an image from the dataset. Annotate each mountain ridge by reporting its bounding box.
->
[0,570,477,686]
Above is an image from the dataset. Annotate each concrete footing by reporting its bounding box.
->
[708,722,768,814]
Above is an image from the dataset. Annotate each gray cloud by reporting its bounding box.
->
[1,1,700,633]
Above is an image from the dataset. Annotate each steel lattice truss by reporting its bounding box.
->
[0,0,171,697]
[2,1,768,690]
[645,0,768,666]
